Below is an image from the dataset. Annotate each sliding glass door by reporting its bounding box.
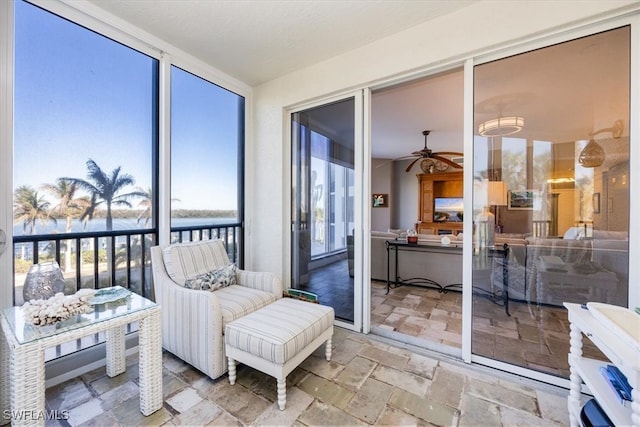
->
[471,26,630,379]
[291,94,364,329]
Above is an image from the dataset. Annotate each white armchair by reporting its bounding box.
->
[150,239,282,380]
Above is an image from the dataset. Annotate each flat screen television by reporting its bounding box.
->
[433,197,463,222]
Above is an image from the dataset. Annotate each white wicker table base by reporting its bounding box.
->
[227,329,333,411]
[0,305,162,427]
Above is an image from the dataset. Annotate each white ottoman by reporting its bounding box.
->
[224,298,334,410]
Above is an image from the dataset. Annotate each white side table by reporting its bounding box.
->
[0,287,162,427]
[564,302,639,427]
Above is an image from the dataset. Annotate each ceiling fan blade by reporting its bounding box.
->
[374,154,418,168]
[431,155,463,169]
[395,154,419,161]
[374,159,394,168]
[433,151,463,156]
[405,157,421,172]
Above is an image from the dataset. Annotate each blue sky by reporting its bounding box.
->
[171,67,241,211]
[14,0,240,212]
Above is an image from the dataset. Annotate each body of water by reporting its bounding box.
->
[13,217,238,236]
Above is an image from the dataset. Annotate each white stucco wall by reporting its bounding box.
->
[249,0,639,278]
[393,162,420,231]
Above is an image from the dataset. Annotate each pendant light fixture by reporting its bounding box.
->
[478,116,525,137]
[578,119,623,168]
[578,139,606,168]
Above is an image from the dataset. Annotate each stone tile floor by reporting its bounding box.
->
[370,280,607,378]
[302,257,590,379]
[44,327,571,426]
[303,259,354,323]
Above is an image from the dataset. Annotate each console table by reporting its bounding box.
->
[385,240,511,315]
[386,239,463,294]
[0,287,163,427]
[483,244,511,316]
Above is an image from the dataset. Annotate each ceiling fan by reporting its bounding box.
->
[402,130,463,173]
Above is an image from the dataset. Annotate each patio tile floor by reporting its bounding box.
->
[42,327,571,426]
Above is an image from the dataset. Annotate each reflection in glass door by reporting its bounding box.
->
[471,27,630,379]
[291,98,357,325]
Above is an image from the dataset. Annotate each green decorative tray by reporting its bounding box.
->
[91,287,132,305]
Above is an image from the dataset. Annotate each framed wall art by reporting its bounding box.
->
[372,194,388,208]
[507,190,540,210]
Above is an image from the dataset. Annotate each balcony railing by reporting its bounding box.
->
[12,222,242,362]
[13,222,242,306]
[170,222,242,265]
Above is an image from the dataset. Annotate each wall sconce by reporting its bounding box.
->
[578,119,623,168]
[578,139,606,168]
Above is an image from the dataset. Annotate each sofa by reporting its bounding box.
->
[486,231,628,307]
[524,233,628,306]
[371,229,629,307]
[150,239,283,380]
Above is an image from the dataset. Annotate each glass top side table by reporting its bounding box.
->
[2,287,156,344]
[0,286,162,426]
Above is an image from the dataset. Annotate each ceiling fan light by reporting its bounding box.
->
[478,116,525,137]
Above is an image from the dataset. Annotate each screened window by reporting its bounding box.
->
[501,137,527,191]
[310,130,355,257]
[13,0,158,302]
[472,26,630,379]
[10,0,246,364]
[170,66,244,256]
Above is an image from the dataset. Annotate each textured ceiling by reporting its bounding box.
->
[84,0,477,86]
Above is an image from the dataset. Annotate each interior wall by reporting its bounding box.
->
[250,1,638,276]
[371,159,393,231]
[392,161,419,231]
[605,161,630,231]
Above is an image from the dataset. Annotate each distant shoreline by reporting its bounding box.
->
[46,209,238,220]
[13,214,238,236]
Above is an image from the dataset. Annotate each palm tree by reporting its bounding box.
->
[135,186,180,227]
[64,160,146,284]
[135,187,153,228]
[41,179,90,271]
[13,185,56,260]
[13,185,55,235]
[63,159,146,231]
[41,179,88,233]
[79,194,98,231]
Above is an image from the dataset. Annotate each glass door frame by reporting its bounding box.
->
[462,14,640,388]
[285,89,369,333]
[0,0,14,309]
